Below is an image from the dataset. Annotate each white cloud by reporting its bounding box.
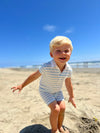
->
[43,24,56,32]
[65,27,74,34]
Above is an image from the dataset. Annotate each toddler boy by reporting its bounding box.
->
[11,36,76,133]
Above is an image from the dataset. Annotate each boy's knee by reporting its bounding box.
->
[52,104,60,114]
[60,106,65,113]
[59,103,66,112]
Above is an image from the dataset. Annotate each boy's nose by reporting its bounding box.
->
[62,51,66,54]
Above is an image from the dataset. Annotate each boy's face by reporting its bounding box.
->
[50,43,71,66]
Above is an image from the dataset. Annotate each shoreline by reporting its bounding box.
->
[73,68,100,73]
[1,67,100,72]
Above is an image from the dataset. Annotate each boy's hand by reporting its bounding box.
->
[11,84,23,93]
[68,97,76,108]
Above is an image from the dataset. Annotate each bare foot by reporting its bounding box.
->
[59,126,69,133]
[51,129,60,133]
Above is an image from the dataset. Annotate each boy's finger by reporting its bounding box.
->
[12,87,17,92]
[12,89,16,92]
[18,89,21,93]
[72,101,76,108]
[73,103,76,108]
[68,98,71,102]
[69,99,76,107]
[11,87,15,90]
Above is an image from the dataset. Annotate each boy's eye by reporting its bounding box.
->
[65,50,69,53]
[56,50,61,53]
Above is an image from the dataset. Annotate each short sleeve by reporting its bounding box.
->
[68,68,72,78]
[66,63,72,78]
[39,64,45,74]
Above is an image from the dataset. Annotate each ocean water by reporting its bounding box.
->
[1,61,100,69]
[69,62,100,68]
[19,61,100,69]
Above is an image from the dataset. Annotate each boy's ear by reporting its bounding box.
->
[50,52,53,57]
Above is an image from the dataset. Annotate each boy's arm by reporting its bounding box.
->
[65,78,76,108]
[21,70,41,88]
[11,70,41,93]
[65,77,74,98]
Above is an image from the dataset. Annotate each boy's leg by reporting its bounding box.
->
[48,101,60,133]
[57,101,69,133]
[57,100,65,131]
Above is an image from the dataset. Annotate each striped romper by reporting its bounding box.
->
[39,59,72,105]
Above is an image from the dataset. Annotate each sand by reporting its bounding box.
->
[0,68,100,133]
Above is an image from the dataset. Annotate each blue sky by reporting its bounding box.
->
[0,0,100,67]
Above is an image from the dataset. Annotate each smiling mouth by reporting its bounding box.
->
[59,57,66,60]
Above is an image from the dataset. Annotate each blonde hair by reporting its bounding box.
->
[49,36,73,53]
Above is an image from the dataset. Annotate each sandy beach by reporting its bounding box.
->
[0,68,100,133]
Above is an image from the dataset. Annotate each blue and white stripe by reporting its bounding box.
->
[39,59,72,93]
[39,90,64,105]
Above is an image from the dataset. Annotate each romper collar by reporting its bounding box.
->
[51,59,57,67]
[51,59,68,72]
